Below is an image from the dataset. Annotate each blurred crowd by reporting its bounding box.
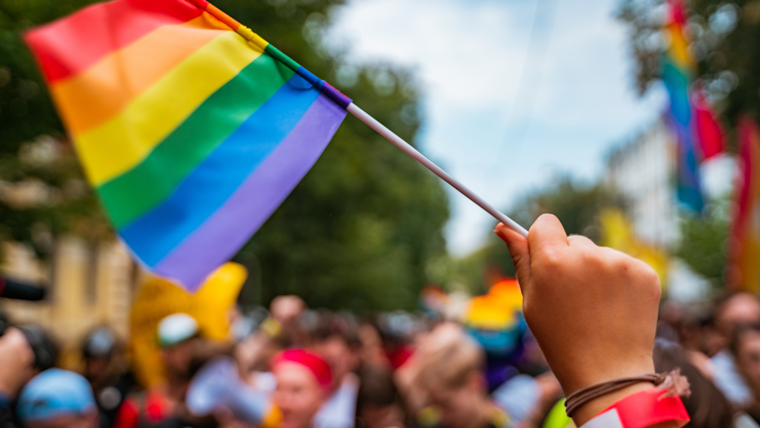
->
[5,288,760,428]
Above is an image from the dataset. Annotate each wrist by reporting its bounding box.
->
[577,387,689,428]
[560,356,655,395]
[571,381,654,426]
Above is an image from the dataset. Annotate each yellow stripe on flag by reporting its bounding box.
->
[74,32,262,185]
[667,23,694,71]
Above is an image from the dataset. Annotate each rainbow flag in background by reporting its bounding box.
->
[728,118,760,293]
[25,0,351,290]
[661,0,724,212]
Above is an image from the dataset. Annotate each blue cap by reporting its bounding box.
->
[16,369,96,422]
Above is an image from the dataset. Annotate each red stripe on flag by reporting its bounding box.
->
[692,91,724,161]
[24,0,202,83]
[694,106,724,160]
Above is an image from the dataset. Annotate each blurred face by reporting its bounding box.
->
[718,294,760,338]
[160,339,195,379]
[84,356,109,383]
[357,405,405,428]
[271,296,305,326]
[313,337,358,387]
[426,375,483,428]
[736,330,760,392]
[26,412,98,428]
[235,333,270,373]
[273,362,325,428]
[359,405,404,428]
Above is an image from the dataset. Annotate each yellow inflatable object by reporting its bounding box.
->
[130,262,247,386]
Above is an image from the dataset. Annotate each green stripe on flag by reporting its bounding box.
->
[98,52,295,228]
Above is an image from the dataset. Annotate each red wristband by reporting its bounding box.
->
[581,388,689,428]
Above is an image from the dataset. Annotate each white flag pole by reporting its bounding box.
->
[347,104,529,238]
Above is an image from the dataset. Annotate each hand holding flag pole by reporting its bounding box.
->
[189,0,529,238]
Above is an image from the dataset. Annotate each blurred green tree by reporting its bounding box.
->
[453,177,625,293]
[0,0,111,257]
[0,0,449,310]
[675,197,730,287]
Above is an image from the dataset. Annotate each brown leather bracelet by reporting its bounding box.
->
[564,369,691,417]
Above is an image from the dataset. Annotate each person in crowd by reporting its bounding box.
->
[81,327,137,428]
[732,324,760,424]
[410,322,558,428]
[357,322,390,371]
[235,317,288,393]
[114,313,203,428]
[354,367,405,428]
[270,296,306,343]
[0,326,36,425]
[272,349,333,428]
[16,369,99,428]
[711,293,760,408]
[312,314,362,428]
[654,339,740,427]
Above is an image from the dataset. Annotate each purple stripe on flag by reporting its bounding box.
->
[154,94,346,290]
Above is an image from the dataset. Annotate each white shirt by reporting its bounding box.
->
[712,349,754,408]
[314,373,360,428]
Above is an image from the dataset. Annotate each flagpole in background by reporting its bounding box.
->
[188,0,530,238]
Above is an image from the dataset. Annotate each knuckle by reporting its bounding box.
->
[539,248,563,271]
[579,247,602,265]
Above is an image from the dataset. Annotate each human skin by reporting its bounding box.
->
[272,361,325,428]
[426,372,494,428]
[495,215,678,427]
[736,329,760,396]
[0,327,36,399]
[312,336,359,391]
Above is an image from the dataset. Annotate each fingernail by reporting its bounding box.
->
[494,228,508,244]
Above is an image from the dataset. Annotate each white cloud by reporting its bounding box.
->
[326,0,667,255]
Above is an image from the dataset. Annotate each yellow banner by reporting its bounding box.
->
[600,209,669,287]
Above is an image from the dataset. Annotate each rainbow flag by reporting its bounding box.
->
[661,0,724,212]
[728,118,760,293]
[25,0,351,290]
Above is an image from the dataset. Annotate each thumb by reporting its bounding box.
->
[494,223,531,289]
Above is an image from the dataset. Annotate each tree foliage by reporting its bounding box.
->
[675,197,730,287]
[0,0,111,257]
[0,0,449,311]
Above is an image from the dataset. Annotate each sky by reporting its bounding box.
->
[325,0,669,255]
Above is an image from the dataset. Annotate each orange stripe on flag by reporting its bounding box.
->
[51,14,229,137]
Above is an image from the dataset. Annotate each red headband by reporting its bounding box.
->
[273,349,332,388]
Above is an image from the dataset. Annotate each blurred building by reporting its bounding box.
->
[606,119,711,301]
[1,238,138,368]
[606,119,679,247]
[0,136,142,367]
